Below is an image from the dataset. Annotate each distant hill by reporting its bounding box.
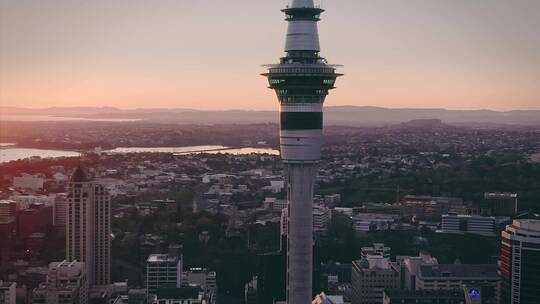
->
[1,106,539,126]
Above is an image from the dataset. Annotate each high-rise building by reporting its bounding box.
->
[54,193,68,231]
[33,260,88,304]
[263,2,341,301]
[500,219,540,304]
[146,245,183,295]
[0,281,16,304]
[66,166,111,286]
[351,256,400,304]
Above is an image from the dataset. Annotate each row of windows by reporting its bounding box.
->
[270,67,334,74]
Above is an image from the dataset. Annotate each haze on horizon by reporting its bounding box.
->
[1,0,539,111]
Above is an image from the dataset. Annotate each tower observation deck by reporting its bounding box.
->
[263,1,342,303]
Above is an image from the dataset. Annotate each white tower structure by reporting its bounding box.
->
[66,166,111,286]
[264,1,341,303]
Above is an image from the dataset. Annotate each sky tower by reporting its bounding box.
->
[263,0,342,303]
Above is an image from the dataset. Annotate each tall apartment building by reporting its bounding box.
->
[500,219,540,304]
[66,166,111,286]
[440,213,496,237]
[33,260,88,304]
[0,281,16,304]
[352,256,400,304]
[146,245,183,295]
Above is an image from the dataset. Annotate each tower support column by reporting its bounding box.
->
[286,162,317,304]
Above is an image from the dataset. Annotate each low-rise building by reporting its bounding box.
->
[351,256,400,304]
[0,281,16,304]
[439,213,496,237]
[416,264,498,296]
[182,268,217,304]
[33,260,88,304]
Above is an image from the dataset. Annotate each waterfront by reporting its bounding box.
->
[0,145,279,163]
[0,115,140,122]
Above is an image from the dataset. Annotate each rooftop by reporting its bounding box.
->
[419,264,498,278]
[147,254,180,263]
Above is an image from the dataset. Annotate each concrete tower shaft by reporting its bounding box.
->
[264,1,341,303]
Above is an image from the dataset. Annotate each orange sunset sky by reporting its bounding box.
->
[1,0,539,111]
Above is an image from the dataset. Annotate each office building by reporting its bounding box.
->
[483,192,518,216]
[263,0,342,302]
[396,253,438,291]
[182,268,216,304]
[0,200,16,221]
[440,213,496,237]
[151,287,209,304]
[17,203,53,239]
[416,264,498,303]
[33,260,88,304]
[313,205,331,237]
[146,245,183,295]
[0,281,16,304]
[257,252,286,304]
[500,219,540,304]
[13,174,44,191]
[352,256,400,304]
[66,166,111,286]
[383,290,465,304]
[361,243,391,259]
[54,193,68,231]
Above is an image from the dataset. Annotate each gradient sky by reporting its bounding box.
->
[1,0,539,111]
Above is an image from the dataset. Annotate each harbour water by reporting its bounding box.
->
[0,145,279,163]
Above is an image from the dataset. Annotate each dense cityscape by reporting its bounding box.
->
[1,0,540,304]
[1,120,539,304]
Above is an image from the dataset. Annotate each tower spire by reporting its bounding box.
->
[290,0,315,8]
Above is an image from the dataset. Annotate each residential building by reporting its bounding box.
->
[146,245,183,295]
[500,219,540,304]
[33,260,88,304]
[66,166,111,286]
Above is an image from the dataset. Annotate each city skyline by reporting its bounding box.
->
[1,0,540,111]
